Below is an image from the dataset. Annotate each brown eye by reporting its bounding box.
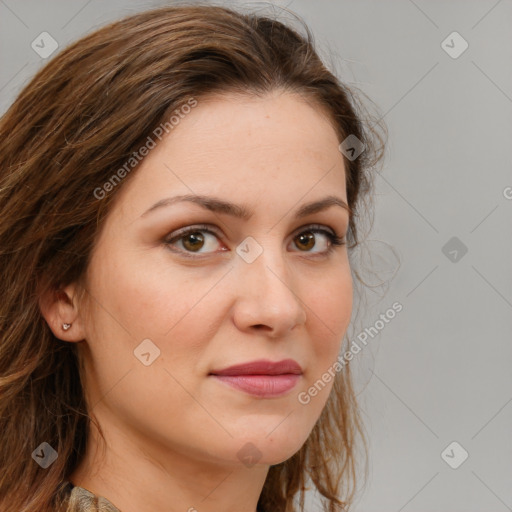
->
[164,225,224,256]
[182,232,205,252]
[291,226,346,256]
[295,232,316,251]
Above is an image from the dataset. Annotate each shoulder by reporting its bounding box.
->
[61,481,121,512]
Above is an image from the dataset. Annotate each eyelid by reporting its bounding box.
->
[166,223,340,240]
[165,223,221,240]
[292,223,335,237]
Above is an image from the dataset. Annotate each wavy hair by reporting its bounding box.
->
[0,4,386,511]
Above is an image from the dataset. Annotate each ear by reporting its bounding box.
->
[39,283,86,342]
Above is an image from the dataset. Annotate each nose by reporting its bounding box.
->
[231,244,307,338]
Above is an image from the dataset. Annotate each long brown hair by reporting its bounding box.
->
[0,4,386,511]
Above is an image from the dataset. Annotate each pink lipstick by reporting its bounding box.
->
[209,359,302,398]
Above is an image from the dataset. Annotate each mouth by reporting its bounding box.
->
[209,359,302,398]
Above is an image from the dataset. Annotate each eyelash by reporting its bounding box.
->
[164,223,346,259]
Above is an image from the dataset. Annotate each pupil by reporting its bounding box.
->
[184,232,204,251]
[298,232,314,250]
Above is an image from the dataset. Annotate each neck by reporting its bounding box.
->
[69,414,270,512]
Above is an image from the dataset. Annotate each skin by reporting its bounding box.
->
[41,90,353,512]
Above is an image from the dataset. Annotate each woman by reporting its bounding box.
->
[0,4,385,512]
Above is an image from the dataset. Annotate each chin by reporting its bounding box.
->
[229,427,311,467]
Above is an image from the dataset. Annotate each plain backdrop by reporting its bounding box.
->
[1,1,511,511]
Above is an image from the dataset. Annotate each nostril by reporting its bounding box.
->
[253,324,270,331]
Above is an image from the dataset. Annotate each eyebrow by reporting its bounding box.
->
[140,194,351,219]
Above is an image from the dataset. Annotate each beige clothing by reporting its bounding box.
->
[63,482,121,512]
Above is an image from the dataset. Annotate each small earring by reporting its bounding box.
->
[62,323,72,331]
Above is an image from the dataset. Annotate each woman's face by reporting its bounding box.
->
[77,90,352,468]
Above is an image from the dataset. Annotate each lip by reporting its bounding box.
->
[210,358,302,376]
[209,359,303,398]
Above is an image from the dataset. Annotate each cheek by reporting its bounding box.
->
[86,249,229,385]
[90,247,206,338]
[299,264,352,412]
[308,265,353,354]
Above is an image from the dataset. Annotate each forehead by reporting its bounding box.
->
[169,90,341,160]
[113,91,347,219]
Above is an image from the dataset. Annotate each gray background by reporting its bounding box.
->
[1,1,511,511]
